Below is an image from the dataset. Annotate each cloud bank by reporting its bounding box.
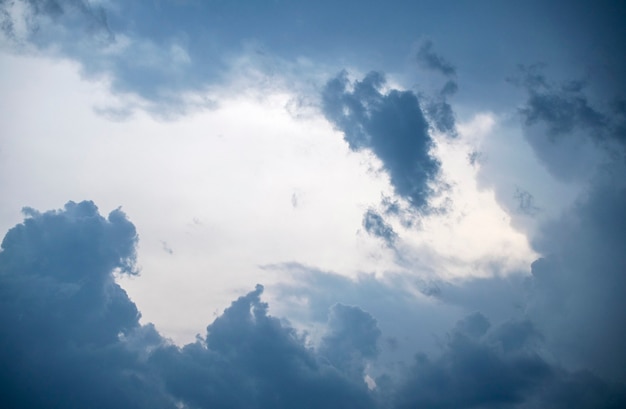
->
[1,201,624,408]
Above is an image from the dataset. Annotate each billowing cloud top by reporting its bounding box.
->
[1,201,625,408]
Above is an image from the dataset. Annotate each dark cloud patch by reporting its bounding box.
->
[319,304,381,380]
[322,70,441,211]
[391,314,551,409]
[416,41,458,136]
[0,201,175,409]
[515,68,606,137]
[426,99,457,135]
[2,201,625,408]
[0,205,378,408]
[151,285,377,409]
[511,65,626,181]
[417,40,456,78]
[362,209,398,247]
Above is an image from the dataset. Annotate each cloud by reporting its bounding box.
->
[319,303,381,379]
[321,70,441,211]
[390,314,551,409]
[426,98,457,135]
[362,209,398,247]
[1,201,625,408]
[526,183,626,381]
[0,201,174,409]
[511,65,626,182]
[415,41,458,136]
[0,203,376,408]
[150,285,377,409]
[417,40,456,78]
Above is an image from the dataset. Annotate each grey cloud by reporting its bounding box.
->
[417,40,456,78]
[0,201,175,409]
[362,209,398,247]
[416,41,458,136]
[391,315,551,409]
[0,205,378,408]
[512,65,626,181]
[426,99,457,135]
[526,183,626,381]
[2,201,625,408]
[150,285,377,409]
[513,187,540,216]
[319,303,381,379]
[322,70,441,211]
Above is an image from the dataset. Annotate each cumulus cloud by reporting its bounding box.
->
[389,314,551,409]
[1,201,625,408]
[0,202,375,408]
[151,285,376,409]
[0,201,174,409]
[322,70,441,211]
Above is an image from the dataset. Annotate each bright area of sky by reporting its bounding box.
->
[1,1,625,408]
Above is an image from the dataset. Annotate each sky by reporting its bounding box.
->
[1,1,625,408]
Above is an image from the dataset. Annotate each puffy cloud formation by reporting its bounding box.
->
[1,201,625,408]
[0,201,172,408]
[322,71,441,211]
[152,286,377,409]
[0,202,375,408]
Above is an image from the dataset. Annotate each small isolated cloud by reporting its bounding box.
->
[362,209,398,247]
[322,70,441,211]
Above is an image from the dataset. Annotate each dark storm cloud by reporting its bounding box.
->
[362,209,398,247]
[0,203,377,408]
[391,314,551,409]
[322,70,441,210]
[152,285,377,409]
[0,201,175,409]
[2,201,625,408]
